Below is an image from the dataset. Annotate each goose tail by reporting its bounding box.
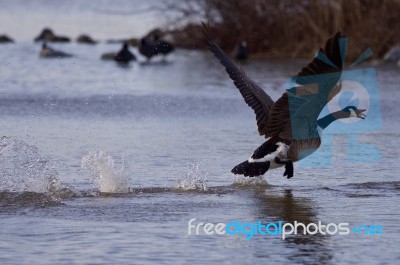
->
[231,160,270,177]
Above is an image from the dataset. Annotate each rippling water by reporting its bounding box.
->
[0,0,170,41]
[1,5,400,264]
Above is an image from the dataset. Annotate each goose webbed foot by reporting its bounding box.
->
[283,162,293,179]
[275,157,294,179]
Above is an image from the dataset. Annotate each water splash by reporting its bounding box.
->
[0,136,60,193]
[176,163,208,191]
[233,175,267,186]
[81,150,131,193]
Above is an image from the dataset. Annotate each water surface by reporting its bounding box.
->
[0,25,400,265]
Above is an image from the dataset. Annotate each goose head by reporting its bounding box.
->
[342,106,366,119]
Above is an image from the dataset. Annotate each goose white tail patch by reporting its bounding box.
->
[248,142,289,163]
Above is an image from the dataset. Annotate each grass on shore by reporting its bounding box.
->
[167,0,400,60]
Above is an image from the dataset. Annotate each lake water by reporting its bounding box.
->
[1,2,400,265]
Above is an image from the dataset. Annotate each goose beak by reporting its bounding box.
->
[356,109,366,119]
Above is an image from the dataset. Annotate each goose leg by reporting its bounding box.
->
[275,157,294,179]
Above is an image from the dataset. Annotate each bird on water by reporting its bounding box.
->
[100,42,136,64]
[233,41,248,62]
[138,38,159,61]
[114,42,136,64]
[154,34,174,58]
[203,24,366,179]
[138,33,174,62]
[39,42,72,58]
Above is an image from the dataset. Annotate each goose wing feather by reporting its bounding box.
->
[203,23,274,137]
[267,32,345,140]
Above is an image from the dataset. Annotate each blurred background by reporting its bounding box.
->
[1,0,400,59]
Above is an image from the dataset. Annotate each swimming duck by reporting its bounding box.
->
[0,34,14,43]
[154,35,174,57]
[39,42,72,58]
[76,34,97,44]
[138,34,175,61]
[34,28,70,42]
[234,41,248,62]
[114,42,136,64]
[101,42,136,63]
[138,38,159,61]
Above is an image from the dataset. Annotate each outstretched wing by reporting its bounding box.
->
[267,32,345,140]
[203,23,274,137]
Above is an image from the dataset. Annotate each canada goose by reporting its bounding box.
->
[34,28,70,43]
[114,42,136,64]
[156,40,174,56]
[0,34,13,43]
[203,25,366,179]
[234,41,248,62]
[101,42,136,63]
[139,38,159,61]
[76,34,97,44]
[139,35,175,61]
[154,35,174,57]
[40,42,72,58]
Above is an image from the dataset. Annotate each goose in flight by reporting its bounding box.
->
[203,25,366,178]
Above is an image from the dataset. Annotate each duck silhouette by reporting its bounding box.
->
[114,43,136,64]
[39,42,72,58]
[0,34,14,43]
[76,34,97,44]
[138,33,175,62]
[34,28,70,42]
[101,42,136,64]
[138,38,159,61]
[154,35,174,58]
[233,41,248,62]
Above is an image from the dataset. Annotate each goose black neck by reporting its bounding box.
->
[317,110,348,130]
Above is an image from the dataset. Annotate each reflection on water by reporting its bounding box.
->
[253,188,317,223]
[0,180,399,264]
[250,187,333,265]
